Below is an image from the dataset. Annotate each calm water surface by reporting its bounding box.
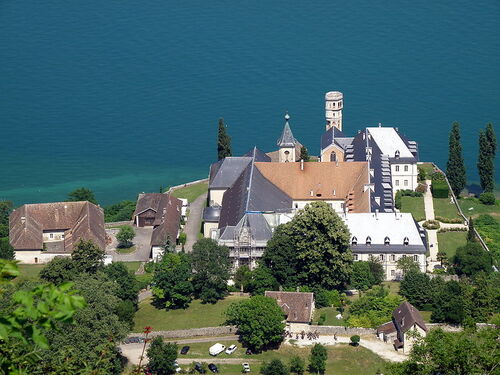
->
[0,1,499,205]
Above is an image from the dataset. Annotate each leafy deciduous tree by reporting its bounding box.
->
[146,336,178,375]
[116,225,135,248]
[260,359,289,375]
[246,265,279,296]
[308,343,327,374]
[39,256,76,284]
[0,237,15,260]
[152,252,193,309]
[71,239,105,274]
[453,242,492,277]
[289,356,305,375]
[191,238,231,303]
[225,296,285,351]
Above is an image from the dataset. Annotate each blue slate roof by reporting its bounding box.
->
[243,146,272,162]
[277,117,297,148]
[209,157,253,189]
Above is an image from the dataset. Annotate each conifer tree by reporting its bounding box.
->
[485,123,497,159]
[299,146,310,161]
[217,118,232,161]
[477,130,493,192]
[467,217,476,242]
[446,122,466,197]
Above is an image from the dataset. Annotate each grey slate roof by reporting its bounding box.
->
[219,213,273,242]
[243,147,272,162]
[218,162,292,229]
[276,117,297,148]
[203,206,221,222]
[209,157,253,189]
[320,126,351,150]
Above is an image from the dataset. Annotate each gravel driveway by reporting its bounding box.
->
[107,226,153,262]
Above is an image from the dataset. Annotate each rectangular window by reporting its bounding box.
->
[391,254,395,261]
[353,254,358,261]
[391,270,395,276]
[49,233,53,239]
[380,254,384,261]
[404,180,408,186]
[395,165,400,172]
[413,255,418,262]
[395,180,400,186]
[404,165,409,172]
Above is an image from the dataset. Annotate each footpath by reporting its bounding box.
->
[183,192,208,252]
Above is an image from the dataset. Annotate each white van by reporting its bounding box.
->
[209,343,226,356]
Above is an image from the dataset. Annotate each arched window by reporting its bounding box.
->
[330,152,337,162]
[395,150,400,158]
[384,236,390,246]
[403,237,409,246]
[366,236,372,245]
[351,236,357,245]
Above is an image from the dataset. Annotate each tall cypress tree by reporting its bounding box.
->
[217,118,232,161]
[485,123,497,159]
[477,130,494,192]
[467,217,476,242]
[446,122,467,197]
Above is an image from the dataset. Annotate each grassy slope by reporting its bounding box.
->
[121,261,142,273]
[458,198,500,219]
[133,295,248,332]
[418,163,435,178]
[16,264,44,281]
[400,196,425,221]
[175,342,387,375]
[433,198,461,219]
[171,181,208,203]
[437,231,467,258]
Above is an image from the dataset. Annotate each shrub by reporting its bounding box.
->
[479,192,496,205]
[431,171,446,181]
[317,313,326,326]
[395,189,423,209]
[350,335,360,346]
[416,183,428,193]
[144,261,155,273]
[435,216,463,224]
[437,227,467,233]
[423,220,440,230]
[432,180,449,198]
[178,232,187,245]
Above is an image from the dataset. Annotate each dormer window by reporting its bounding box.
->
[366,236,372,245]
[395,150,400,158]
[403,237,409,246]
[384,236,390,246]
[351,236,358,245]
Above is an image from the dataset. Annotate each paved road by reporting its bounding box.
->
[423,180,440,271]
[107,227,153,262]
[184,192,207,252]
[120,336,239,365]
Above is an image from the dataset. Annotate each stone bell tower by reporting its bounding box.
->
[325,91,343,131]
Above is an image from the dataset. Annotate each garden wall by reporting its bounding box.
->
[132,326,237,339]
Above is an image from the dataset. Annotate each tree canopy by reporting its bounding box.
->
[309,343,327,374]
[446,122,467,197]
[225,295,285,351]
[191,238,231,303]
[453,241,492,277]
[299,146,310,162]
[71,239,105,274]
[116,225,135,248]
[67,187,97,205]
[260,359,289,375]
[146,336,178,375]
[262,202,352,290]
[152,252,193,309]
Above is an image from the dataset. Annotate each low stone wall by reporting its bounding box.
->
[427,322,497,332]
[131,326,237,339]
[291,324,375,336]
[167,178,209,193]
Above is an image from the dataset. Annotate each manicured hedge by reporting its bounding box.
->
[431,180,449,198]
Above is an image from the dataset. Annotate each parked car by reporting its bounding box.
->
[209,343,226,356]
[225,344,237,355]
[194,362,206,374]
[208,363,219,373]
[242,363,251,373]
[180,346,190,355]
[245,348,253,355]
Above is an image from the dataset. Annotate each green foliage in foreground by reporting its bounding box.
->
[225,295,285,351]
[309,343,328,374]
[474,214,500,265]
[387,327,499,375]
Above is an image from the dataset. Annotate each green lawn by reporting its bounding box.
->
[121,261,142,273]
[381,281,401,296]
[458,198,500,219]
[313,307,346,326]
[174,341,387,375]
[171,181,208,203]
[418,162,436,179]
[16,264,44,281]
[433,198,461,220]
[421,310,432,323]
[400,196,426,221]
[437,231,467,258]
[133,295,248,332]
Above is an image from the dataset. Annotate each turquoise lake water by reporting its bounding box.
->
[1,1,499,205]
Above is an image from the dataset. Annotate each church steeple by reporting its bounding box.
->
[277,112,296,148]
[277,112,297,162]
